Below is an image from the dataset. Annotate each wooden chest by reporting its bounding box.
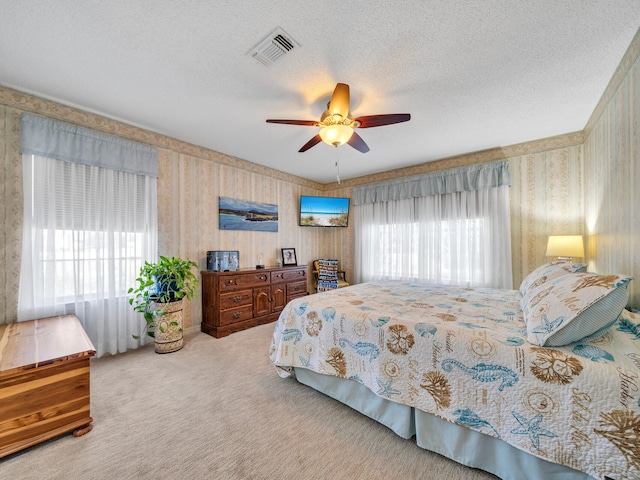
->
[0,314,96,458]
[201,266,308,338]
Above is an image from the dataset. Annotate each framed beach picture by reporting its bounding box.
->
[219,196,278,232]
[281,248,297,266]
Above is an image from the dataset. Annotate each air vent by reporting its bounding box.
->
[247,27,300,67]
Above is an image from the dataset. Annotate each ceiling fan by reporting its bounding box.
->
[266,83,411,153]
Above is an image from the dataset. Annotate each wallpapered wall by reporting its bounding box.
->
[0,26,638,326]
[584,28,640,308]
[0,106,22,327]
[509,145,584,285]
[156,149,335,329]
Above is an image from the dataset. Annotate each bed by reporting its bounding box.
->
[269,264,640,480]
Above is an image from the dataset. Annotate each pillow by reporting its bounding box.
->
[519,261,587,295]
[318,259,338,281]
[521,272,632,346]
[317,259,339,292]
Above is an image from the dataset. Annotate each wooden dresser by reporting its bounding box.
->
[0,314,96,458]
[201,265,308,338]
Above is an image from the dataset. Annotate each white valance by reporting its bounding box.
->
[352,161,510,205]
[20,113,158,177]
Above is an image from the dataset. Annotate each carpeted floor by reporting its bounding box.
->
[0,323,497,479]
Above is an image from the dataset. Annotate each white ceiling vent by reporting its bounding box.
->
[247,27,300,66]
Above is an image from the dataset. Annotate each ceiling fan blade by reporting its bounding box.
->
[354,113,411,128]
[328,83,350,117]
[299,134,322,152]
[347,131,370,153]
[266,119,317,126]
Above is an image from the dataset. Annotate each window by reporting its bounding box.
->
[18,114,158,357]
[370,217,485,284]
[354,163,512,289]
[32,159,152,301]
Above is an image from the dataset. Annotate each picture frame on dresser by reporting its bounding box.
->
[281,248,297,266]
[206,250,239,271]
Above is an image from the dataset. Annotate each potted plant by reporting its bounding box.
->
[129,255,199,353]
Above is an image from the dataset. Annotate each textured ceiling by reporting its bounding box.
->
[1,1,639,183]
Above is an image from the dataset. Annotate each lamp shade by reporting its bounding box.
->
[545,235,584,259]
[319,124,354,147]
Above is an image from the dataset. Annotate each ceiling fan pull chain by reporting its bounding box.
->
[335,148,341,184]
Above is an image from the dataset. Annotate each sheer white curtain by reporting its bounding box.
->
[354,162,512,289]
[18,114,158,357]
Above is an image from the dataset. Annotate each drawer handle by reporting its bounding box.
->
[233,312,242,319]
[227,279,235,285]
[260,275,267,281]
[293,286,299,291]
[233,296,242,303]
[298,271,304,275]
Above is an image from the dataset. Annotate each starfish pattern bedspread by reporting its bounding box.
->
[269,280,640,479]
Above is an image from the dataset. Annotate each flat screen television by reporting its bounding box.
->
[300,195,350,227]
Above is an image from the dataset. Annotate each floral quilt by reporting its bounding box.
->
[269,281,640,480]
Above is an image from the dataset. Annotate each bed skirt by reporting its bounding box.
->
[294,367,595,480]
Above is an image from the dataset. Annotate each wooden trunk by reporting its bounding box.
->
[0,315,96,458]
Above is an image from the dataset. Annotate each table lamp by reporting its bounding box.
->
[546,235,584,262]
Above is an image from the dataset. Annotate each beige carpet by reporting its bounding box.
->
[1,323,497,480]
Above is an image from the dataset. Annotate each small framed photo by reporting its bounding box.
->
[281,248,297,266]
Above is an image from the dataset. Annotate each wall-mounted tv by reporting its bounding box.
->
[300,195,350,227]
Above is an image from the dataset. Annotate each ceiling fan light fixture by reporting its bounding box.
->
[266,82,410,153]
[319,124,353,147]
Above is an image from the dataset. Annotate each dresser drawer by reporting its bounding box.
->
[288,291,308,302]
[219,272,271,291]
[219,305,254,325]
[271,270,287,283]
[273,268,307,283]
[219,289,252,310]
[287,281,307,296]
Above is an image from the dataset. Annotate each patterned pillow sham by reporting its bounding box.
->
[521,271,633,347]
[519,261,587,295]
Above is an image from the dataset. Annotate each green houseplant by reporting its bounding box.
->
[129,255,199,353]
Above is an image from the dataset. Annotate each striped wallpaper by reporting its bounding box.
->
[584,27,640,307]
